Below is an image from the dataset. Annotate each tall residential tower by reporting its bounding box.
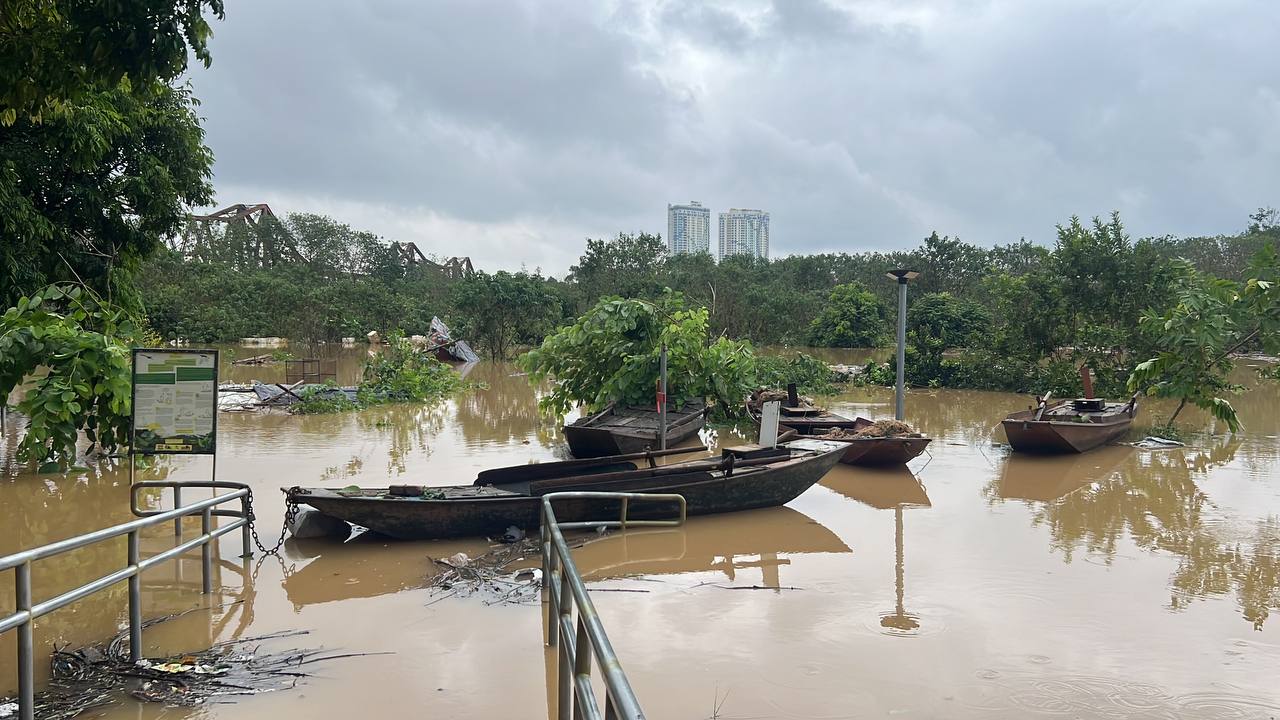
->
[666,201,711,255]
[718,208,769,260]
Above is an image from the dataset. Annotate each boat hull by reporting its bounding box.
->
[291,441,846,540]
[826,436,932,466]
[747,403,929,467]
[564,403,707,458]
[1001,417,1133,453]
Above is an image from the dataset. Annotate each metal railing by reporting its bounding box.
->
[0,485,251,720]
[541,491,687,720]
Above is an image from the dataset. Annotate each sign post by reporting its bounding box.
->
[130,349,219,536]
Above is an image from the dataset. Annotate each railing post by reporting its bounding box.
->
[558,569,572,720]
[240,494,253,559]
[128,530,142,661]
[173,485,183,537]
[574,615,592,719]
[16,562,33,720]
[201,508,213,594]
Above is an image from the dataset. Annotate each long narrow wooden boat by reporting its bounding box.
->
[1002,397,1138,454]
[563,400,708,458]
[746,402,930,467]
[285,438,847,540]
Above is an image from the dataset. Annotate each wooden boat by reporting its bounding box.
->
[285,438,848,540]
[1001,395,1138,454]
[746,401,930,467]
[563,400,708,458]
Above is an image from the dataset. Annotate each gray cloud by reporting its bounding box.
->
[192,0,1280,274]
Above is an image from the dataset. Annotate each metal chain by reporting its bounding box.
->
[246,486,300,556]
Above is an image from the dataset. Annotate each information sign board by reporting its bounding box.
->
[131,349,218,455]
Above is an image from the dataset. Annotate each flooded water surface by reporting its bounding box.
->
[3,348,1279,718]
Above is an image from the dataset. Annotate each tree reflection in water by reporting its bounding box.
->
[994,439,1280,629]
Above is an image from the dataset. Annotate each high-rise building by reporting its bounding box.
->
[666,201,711,255]
[718,208,770,260]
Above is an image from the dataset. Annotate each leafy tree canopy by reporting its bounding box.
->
[807,282,888,348]
[450,270,562,359]
[1,0,225,124]
[519,291,756,417]
[1,82,214,310]
[1128,245,1280,431]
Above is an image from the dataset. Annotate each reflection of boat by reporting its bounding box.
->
[996,445,1131,502]
[575,506,850,581]
[281,535,487,607]
[746,400,930,467]
[287,439,847,540]
[564,401,708,458]
[1002,397,1138,453]
[820,465,931,509]
[819,465,930,634]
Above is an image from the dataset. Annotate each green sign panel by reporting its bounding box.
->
[131,349,219,455]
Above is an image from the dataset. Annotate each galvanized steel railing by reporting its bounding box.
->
[0,484,251,720]
[541,491,687,720]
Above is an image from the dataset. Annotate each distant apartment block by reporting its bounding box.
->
[718,208,770,260]
[667,201,711,255]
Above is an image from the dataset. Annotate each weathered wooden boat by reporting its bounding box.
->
[746,400,930,467]
[563,400,708,458]
[1002,395,1138,454]
[285,438,848,540]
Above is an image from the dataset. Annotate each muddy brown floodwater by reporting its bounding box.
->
[3,347,1280,719]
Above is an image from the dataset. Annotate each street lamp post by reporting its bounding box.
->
[885,269,919,421]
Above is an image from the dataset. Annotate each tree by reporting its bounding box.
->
[566,232,665,309]
[450,271,561,359]
[519,291,756,417]
[1,0,225,124]
[1128,248,1280,431]
[0,285,137,469]
[905,292,992,385]
[1,82,214,309]
[807,282,888,347]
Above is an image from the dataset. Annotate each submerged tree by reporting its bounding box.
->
[519,291,756,416]
[807,282,888,348]
[1128,245,1280,431]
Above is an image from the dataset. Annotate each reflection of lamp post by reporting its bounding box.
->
[885,269,919,421]
[879,504,919,632]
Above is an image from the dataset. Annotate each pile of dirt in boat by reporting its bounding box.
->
[0,606,384,719]
[748,388,816,409]
[824,420,921,439]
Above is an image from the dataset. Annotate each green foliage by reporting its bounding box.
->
[806,282,888,348]
[139,221,454,343]
[450,270,562,359]
[567,232,666,310]
[291,385,359,415]
[904,292,991,386]
[292,332,465,414]
[1128,248,1280,431]
[0,0,224,124]
[0,82,214,310]
[755,352,840,396]
[0,285,137,469]
[519,292,756,417]
[358,332,465,405]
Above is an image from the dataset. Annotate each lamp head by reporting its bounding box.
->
[886,269,920,284]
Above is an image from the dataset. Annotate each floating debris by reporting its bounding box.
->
[0,606,388,720]
[1129,436,1186,449]
[425,534,603,606]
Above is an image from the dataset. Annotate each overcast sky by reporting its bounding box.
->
[191,0,1280,276]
